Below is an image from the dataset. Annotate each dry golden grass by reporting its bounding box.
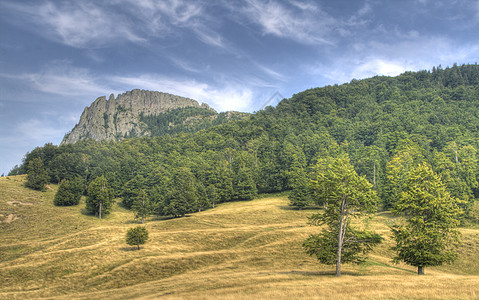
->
[1,175,478,299]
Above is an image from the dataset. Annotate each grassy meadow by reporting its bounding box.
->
[1,175,478,299]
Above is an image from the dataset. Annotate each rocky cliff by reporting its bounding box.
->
[61,90,214,144]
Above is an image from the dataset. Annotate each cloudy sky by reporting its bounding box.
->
[1,0,478,174]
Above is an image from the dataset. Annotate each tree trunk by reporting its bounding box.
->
[418,266,424,275]
[336,197,346,277]
[99,201,102,219]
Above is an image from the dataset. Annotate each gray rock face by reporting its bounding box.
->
[61,90,212,144]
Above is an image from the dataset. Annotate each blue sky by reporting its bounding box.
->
[1,0,478,174]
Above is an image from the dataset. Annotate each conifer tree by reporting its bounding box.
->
[86,175,114,219]
[25,157,48,191]
[131,189,152,224]
[54,177,83,206]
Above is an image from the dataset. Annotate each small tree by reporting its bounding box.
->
[25,158,48,191]
[54,177,83,206]
[391,162,463,275]
[131,189,152,224]
[86,175,114,219]
[126,226,149,250]
[303,155,382,276]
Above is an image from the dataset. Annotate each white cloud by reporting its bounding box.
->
[2,60,114,97]
[313,34,479,84]
[111,74,254,112]
[2,0,223,49]
[3,1,144,48]
[240,0,336,45]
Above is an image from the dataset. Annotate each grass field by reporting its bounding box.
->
[1,175,478,299]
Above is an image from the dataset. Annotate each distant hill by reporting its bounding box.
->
[12,64,479,218]
[62,89,248,144]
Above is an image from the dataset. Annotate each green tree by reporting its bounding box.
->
[160,167,197,217]
[391,162,463,275]
[288,167,312,209]
[54,177,83,206]
[86,175,114,219]
[126,226,149,250]
[384,143,424,208]
[25,157,48,191]
[303,155,382,276]
[131,189,152,224]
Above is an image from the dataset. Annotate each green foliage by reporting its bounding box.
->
[159,167,198,217]
[126,226,149,250]
[54,177,83,206]
[25,158,48,191]
[391,163,463,275]
[122,175,145,209]
[13,64,479,219]
[304,155,382,276]
[131,189,152,223]
[139,107,244,137]
[85,175,114,218]
[288,167,312,209]
[304,225,383,265]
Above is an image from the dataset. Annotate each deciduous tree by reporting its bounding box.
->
[303,155,382,276]
[126,226,149,250]
[391,162,463,275]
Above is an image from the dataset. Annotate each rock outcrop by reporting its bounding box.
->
[61,90,213,144]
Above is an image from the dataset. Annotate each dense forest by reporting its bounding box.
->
[10,64,479,220]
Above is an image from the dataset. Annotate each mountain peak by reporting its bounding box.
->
[61,90,213,144]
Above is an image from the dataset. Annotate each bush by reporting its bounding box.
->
[126,226,149,250]
[54,178,83,206]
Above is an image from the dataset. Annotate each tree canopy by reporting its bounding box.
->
[11,64,479,221]
[391,162,463,275]
[303,155,382,276]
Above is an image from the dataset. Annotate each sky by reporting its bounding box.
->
[1,0,478,175]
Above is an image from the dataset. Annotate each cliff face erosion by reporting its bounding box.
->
[62,90,213,144]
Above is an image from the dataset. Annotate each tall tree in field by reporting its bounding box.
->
[86,175,114,219]
[25,157,48,191]
[391,162,463,275]
[303,155,382,276]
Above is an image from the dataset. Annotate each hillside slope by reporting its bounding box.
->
[1,176,478,299]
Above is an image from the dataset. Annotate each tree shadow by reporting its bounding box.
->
[278,205,322,211]
[279,270,361,277]
[125,219,142,224]
[119,246,141,252]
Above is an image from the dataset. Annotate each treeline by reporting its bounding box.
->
[138,107,249,137]
[11,64,479,219]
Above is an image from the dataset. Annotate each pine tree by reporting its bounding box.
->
[25,158,48,191]
[131,189,152,224]
[54,177,83,206]
[86,175,114,219]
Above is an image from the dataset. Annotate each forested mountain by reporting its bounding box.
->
[12,64,479,219]
[61,89,248,144]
